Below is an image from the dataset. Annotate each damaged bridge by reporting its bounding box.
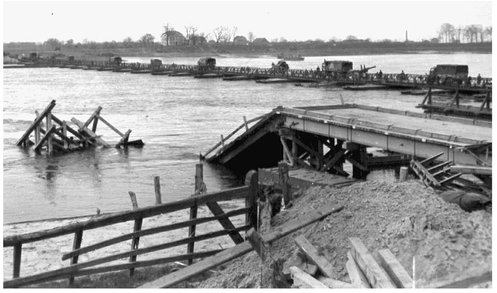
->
[204,104,491,181]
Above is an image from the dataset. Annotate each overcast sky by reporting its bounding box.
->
[3,0,493,43]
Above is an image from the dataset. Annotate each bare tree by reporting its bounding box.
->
[438,23,455,43]
[212,26,226,43]
[184,26,198,45]
[161,23,175,46]
[483,26,492,42]
[247,32,254,42]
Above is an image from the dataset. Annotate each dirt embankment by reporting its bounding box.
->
[191,180,491,288]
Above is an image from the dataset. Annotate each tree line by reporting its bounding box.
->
[438,23,492,43]
[14,22,493,51]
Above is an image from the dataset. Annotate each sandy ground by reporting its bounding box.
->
[3,178,491,288]
[192,179,491,288]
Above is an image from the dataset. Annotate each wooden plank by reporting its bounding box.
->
[33,126,56,153]
[289,266,328,288]
[83,106,102,129]
[450,165,493,175]
[116,129,132,148]
[139,204,343,288]
[71,118,111,148]
[420,152,444,165]
[4,186,249,247]
[345,251,370,288]
[95,114,124,137]
[278,161,291,205]
[348,237,396,288]
[61,207,249,260]
[377,249,413,288]
[16,100,56,146]
[418,267,492,288]
[4,250,222,288]
[317,276,355,288]
[206,202,244,244]
[294,235,334,278]
[68,230,83,284]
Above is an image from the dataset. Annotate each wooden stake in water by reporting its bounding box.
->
[187,164,203,265]
[154,176,162,205]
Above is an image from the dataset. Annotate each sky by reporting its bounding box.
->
[2,0,493,43]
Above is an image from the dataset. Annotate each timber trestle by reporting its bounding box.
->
[16,100,143,155]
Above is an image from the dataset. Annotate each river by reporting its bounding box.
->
[3,53,491,223]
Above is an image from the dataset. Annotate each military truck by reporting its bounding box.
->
[427,64,469,85]
[272,60,289,73]
[197,57,216,71]
[321,60,353,74]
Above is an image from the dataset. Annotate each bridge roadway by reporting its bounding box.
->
[206,104,491,173]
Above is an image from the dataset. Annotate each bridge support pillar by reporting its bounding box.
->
[346,143,370,179]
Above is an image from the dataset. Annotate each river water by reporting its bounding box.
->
[3,53,491,223]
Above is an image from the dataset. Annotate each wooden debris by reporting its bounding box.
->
[289,266,328,288]
[246,228,266,260]
[416,265,492,288]
[345,251,371,288]
[282,250,318,277]
[348,237,396,288]
[294,235,334,278]
[317,276,355,288]
[377,249,413,288]
[139,204,343,288]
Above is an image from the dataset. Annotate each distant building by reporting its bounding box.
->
[161,30,187,46]
[233,35,249,46]
[252,38,270,46]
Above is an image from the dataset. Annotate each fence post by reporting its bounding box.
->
[245,170,258,232]
[128,191,142,276]
[154,176,162,205]
[278,161,291,206]
[68,229,83,285]
[13,243,22,279]
[187,163,204,265]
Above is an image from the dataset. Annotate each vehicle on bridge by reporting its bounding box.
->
[271,60,290,73]
[427,64,469,85]
[197,57,216,71]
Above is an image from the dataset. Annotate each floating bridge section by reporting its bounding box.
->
[205,104,491,178]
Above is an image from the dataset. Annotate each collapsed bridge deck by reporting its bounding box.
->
[205,104,491,178]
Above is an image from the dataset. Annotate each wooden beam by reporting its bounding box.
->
[139,204,343,288]
[13,244,22,279]
[289,266,329,288]
[16,100,56,146]
[206,202,244,244]
[93,114,124,137]
[348,238,396,288]
[416,266,491,288]
[244,170,258,230]
[450,165,492,175]
[377,249,413,288]
[317,277,355,288]
[294,235,334,278]
[71,118,111,147]
[345,251,371,288]
[68,230,83,284]
[83,106,102,129]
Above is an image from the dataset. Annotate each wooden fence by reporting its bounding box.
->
[3,170,259,288]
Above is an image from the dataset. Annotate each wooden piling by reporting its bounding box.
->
[278,162,291,206]
[34,111,40,145]
[399,167,408,181]
[154,176,162,205]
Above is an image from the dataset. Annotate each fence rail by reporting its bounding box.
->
[4,170,259,288]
